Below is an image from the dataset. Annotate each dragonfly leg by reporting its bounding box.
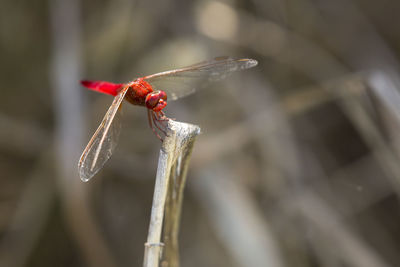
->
[154,111,170,135]
[147,109,163,141]
[155,111,169,121]
[158,110,175,121]
[152,111,168,137]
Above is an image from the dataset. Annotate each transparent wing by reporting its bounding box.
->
[78,86,129,182]
[144,57,258,100]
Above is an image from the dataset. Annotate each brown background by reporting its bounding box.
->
[1,0,400,266]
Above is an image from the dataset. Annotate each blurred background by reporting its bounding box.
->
[2,0,400,266]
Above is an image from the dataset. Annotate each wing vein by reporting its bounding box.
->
[78,86,129,181]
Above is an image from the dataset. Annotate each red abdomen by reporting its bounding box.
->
[81,80,124,96]
[81,78,157,108]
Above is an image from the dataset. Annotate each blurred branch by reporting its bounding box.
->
[0,150,55,267]
[189,79,289,267]
[283,191,391,267]
[193,167,284,267]
[308,0,400,73]
[329,76,400,196]
[50,0,117,267]
[233,10,348,82]
[0,114,48,157]
[144,120,200,267]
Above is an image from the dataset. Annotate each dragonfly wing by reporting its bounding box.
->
[144,57,258,100]
[78,86,129,182]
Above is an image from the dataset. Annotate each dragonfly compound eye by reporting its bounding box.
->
[145,91,168,111]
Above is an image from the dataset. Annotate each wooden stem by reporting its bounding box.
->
[143,120,200,267]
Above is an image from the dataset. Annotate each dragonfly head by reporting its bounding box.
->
[145,90,167,112]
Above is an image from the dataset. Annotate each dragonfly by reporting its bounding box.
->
[78,57,258,182]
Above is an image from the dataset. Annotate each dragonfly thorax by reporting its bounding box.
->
[124,78,154,107]
[124,78,168,112]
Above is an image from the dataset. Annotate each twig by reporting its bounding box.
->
[143,119,201,267]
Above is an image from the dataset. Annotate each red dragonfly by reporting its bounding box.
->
[78,57,258,182]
